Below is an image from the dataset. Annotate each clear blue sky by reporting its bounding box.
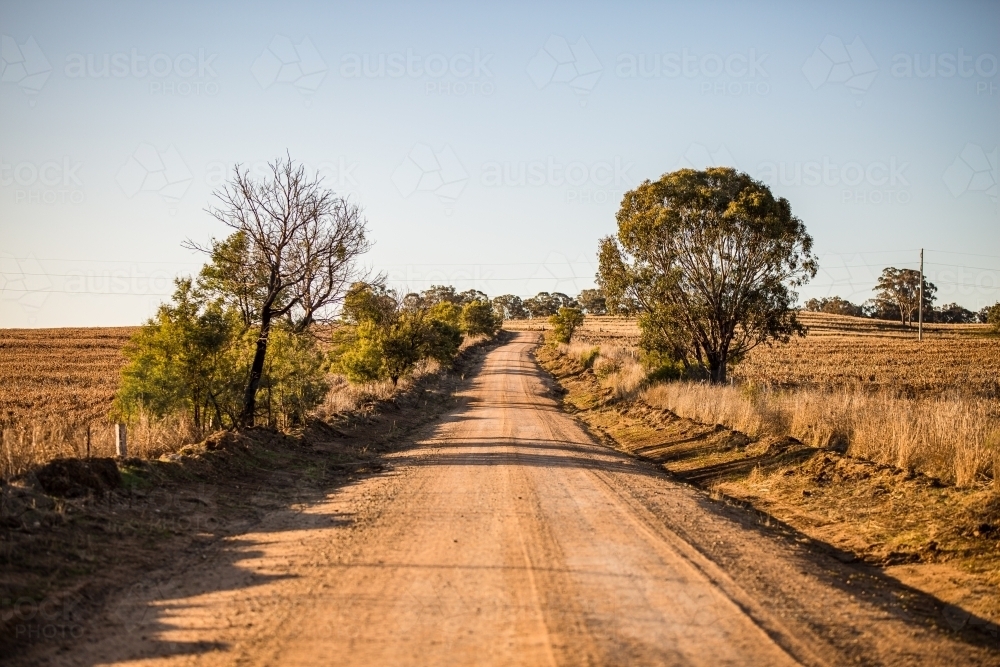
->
[1,0,998,326]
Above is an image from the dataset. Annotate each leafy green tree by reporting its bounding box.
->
[457,289,489,305]
[116,278,331,430]
[334,320,385,384]
[343,282,398,326]
[599,168,817,384]
[257,327,329,427]
[576,288,608,315]
[874,266,937,326]
[873,267,936,326]
[114,279,232,430]
[460,299,500,336]
[193,156,371,427]
[980,302,1000,330]
[549,307,584,343]
[427,300,462,328]
[934,303,975,324]
[419,285,460,306]
[333,284,463,385]
[492,294,528,320]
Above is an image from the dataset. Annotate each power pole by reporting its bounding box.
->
[918,248,924,342]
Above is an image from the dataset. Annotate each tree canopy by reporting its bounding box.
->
[334,283,465,385]
[549,307,585,343]
[492,294,529,320]
[872,267,936,326]
[576,288,608,315]
[598,168,817,383]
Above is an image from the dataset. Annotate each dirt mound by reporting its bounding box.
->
[721,430,752,450]
[957,493,1000,538]
[800,451,945,488]
[203,431,251,452]
[35,457,121,497]
[757,436,808,458]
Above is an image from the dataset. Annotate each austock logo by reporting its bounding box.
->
[392,143,468,208]
[204,158,361,194]
[479,156,634,204]
[943,143,998,203]
[528,252,597,296]
[1,156,85,205]
[252,35,327,94]
[527,35,602,101]
[802,35,878,103]
[0,34,52,99]
[1,593,86,642]
[616,48,770,96]
[64,47,219,96]
[339,47,495,96]
[756,156,911,204]
[0,254,53,325]
[116,143,193,202]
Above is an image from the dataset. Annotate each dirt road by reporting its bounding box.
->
[24,333,999,666]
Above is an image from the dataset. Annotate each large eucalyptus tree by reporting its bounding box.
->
[598,168,817,383]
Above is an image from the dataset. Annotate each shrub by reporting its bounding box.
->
[549,307,585,343]
[579,346,600,369]
[460,299,500,336]
[331,284,464,386]
[114,279,328,430]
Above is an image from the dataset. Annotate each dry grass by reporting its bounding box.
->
[0,327,135,477]
[0,327,135,426]
[643,383,1000,487]
[317,358,443,418]
[537,313,1000,487]
[558,341,646,400]
[509,312,1000,397]
[0,328,201,467]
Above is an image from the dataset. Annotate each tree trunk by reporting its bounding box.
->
[240,310,272,428]
[708,350,727,384]
[193,389,201,431]
[209,393,224,429]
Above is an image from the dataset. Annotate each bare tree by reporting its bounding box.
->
[191,155,372,427]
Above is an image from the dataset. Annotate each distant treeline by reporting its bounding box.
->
[804,266,999,325]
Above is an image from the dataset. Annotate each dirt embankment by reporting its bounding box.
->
[534,342,1000,640]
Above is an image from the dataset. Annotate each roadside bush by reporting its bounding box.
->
[331,283,464,386]
[460,299,500,336]
[549,307,584,344]
[114,278,328,431]
[579,346,600,369]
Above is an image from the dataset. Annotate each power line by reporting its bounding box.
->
[923,261,1000,272]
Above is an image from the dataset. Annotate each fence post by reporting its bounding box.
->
[115,423,127,458]
[86,424,92,458]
